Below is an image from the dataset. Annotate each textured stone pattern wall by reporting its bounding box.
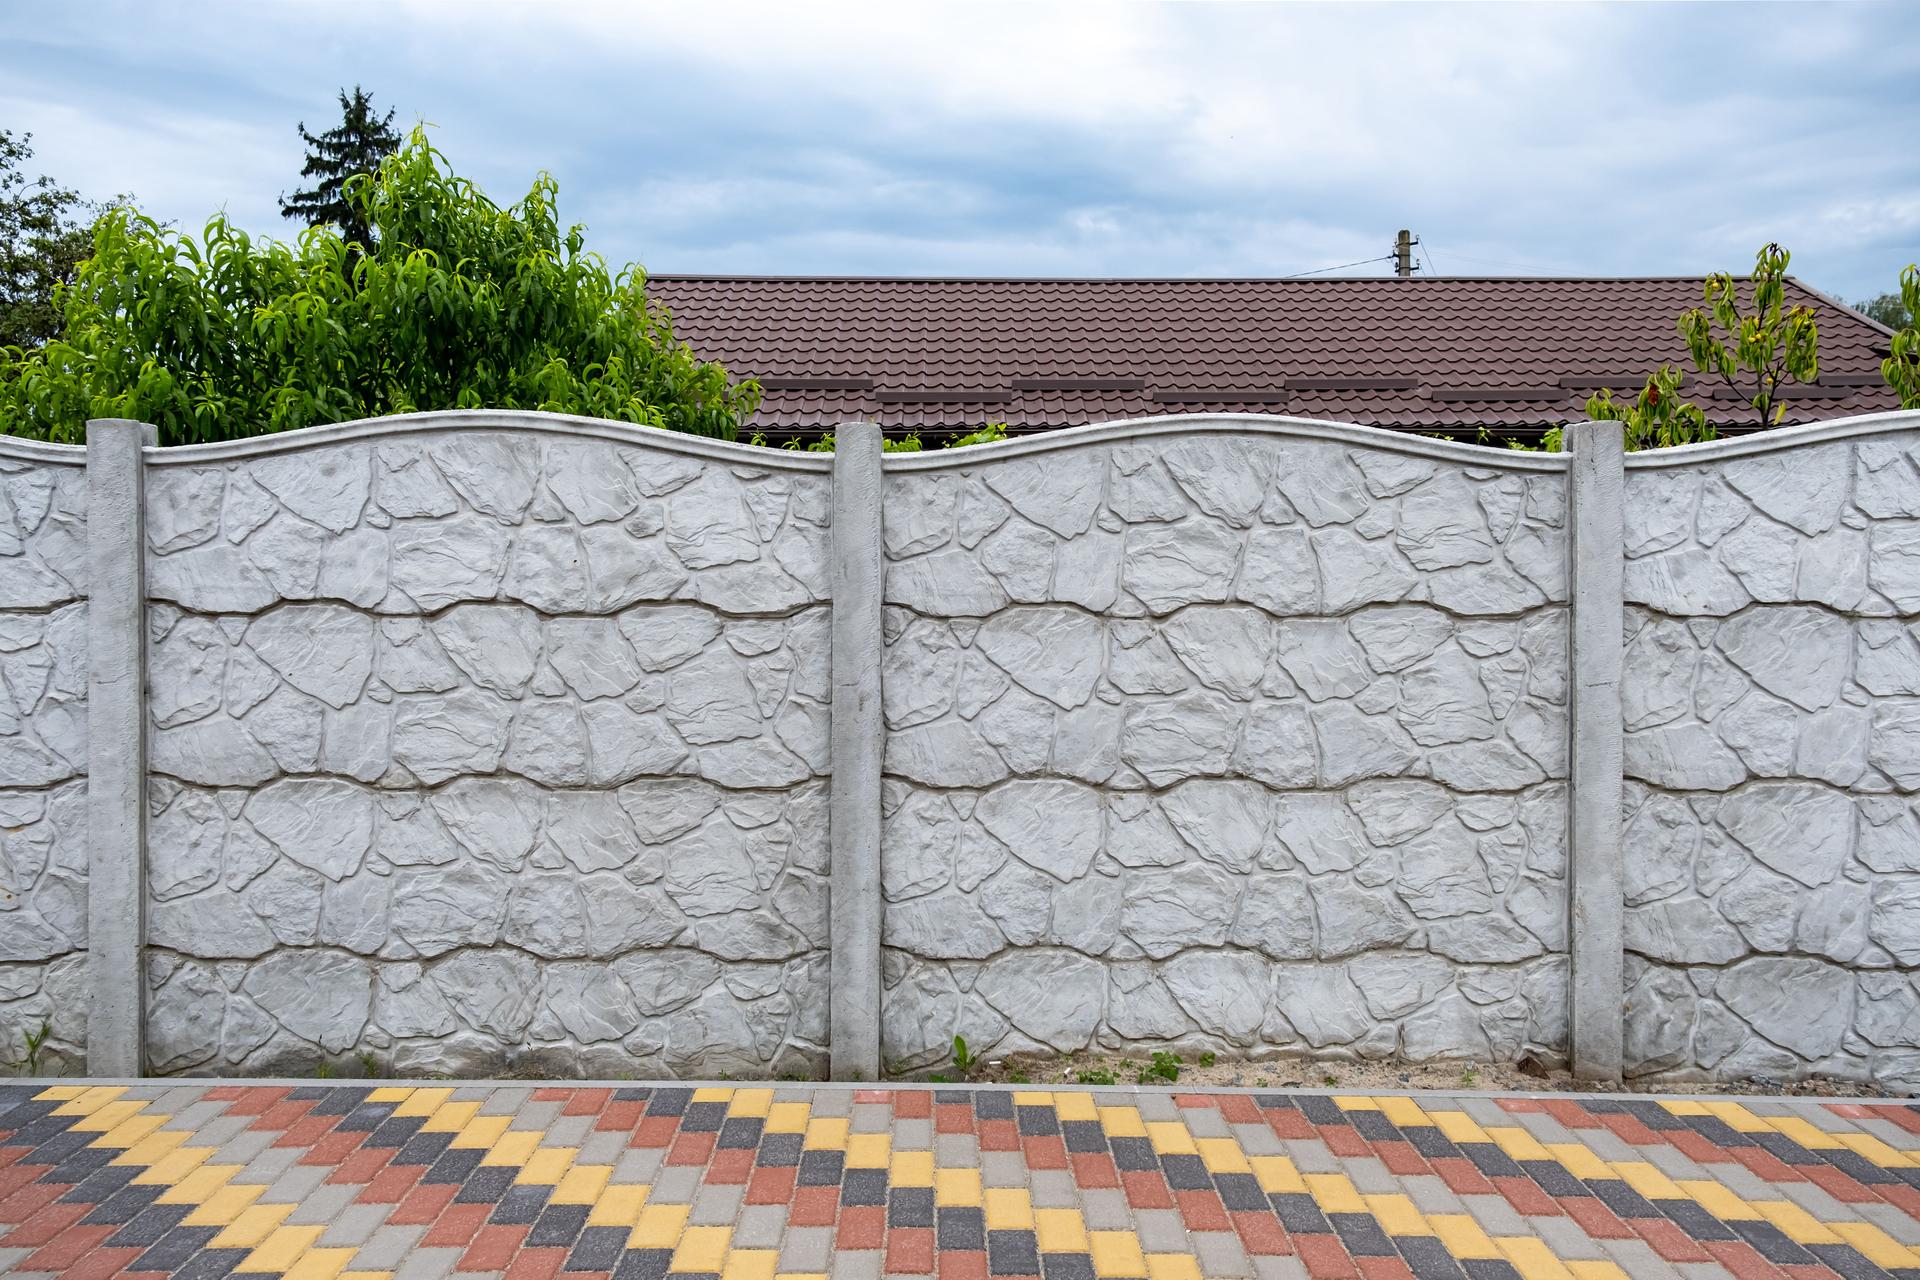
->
[0,455,89,1075]
[1622,438,1920,1090]
[876,437,1572,1071]
[139,433,832,1078]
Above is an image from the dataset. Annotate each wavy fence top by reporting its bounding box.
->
[6,407,1919,469]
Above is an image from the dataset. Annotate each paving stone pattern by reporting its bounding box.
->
[17,1081,1920,1280]
[879,438,1571,1070]
[1622,441,1920,1089]
[0,452,90,1075]
[137,434,835,1080]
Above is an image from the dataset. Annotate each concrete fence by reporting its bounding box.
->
[5,408,1920,1090]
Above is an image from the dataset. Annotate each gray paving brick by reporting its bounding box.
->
[391,1245,465,1280]
[159,1099,229,1130]
[1639,1145,1713,1180]
[1854,1200,1920,1243]
[1526,1214,1610,1259]
[1030,1170,1078,1208]
[1231,1123,1284,1156]
[648,1165,706,1204]
[1458,1193,1530,1236]
[1597,1236,1685,1279]
[775,1087,816,1103]
[237,1144,305,1181]
[542,1115,594,1145]
[1249,1256,1311,1280]
[893,1119,932,1150]
[983,1151,1031,1187]
[211,1129,278,1163]
[1134,1209,1189,1252]
[1134,1095,1181,1121]
[1341,1156,1399,1194]
[781,1226,836,1271]
[851,1103,892,1132]
[1400,1175,1466,1216]
[936,1134,981,1167]
[312,1200,391,1245]
[613,1147,664,1183]
[481,1088,532,1115]
[735,1205,788,1248]
[1180,1108,1231,1138]
[256,1162,332,1203]
[1508,1112,1579,1145]
[450,1086,494,1102]
[1566,1128,1641,1161]
[1773,1179,1862,1221]
[507,1101,564,1130]
[348,1222,430,1266]
[809,1091,853,1118]
[829,1249,883,1279]
[1281,1138,1343,1173]
[691,1184,745,1225]
[578,1131,629,1164]
[282,1181,363,1224]
[1190,1229,1252,1277]
[1082,1189,1132,1229]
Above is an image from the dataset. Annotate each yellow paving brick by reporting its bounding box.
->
[450,1115,512,1149]
[51,1085,124,1114]
[208,1204,298,1249]
[1055,1093,1099,1122]
[985,1188,1034,1230]
[673,1226,732,1272]
[239,1225,328,1274]
[1485,1127,1551,1161]
[1677,1181,1762,1221]
[1302,1174,1366,1215]
[1377,1097,1431,1127]
[551,1164,611,1204]
[891,1151,934,1186]
[589,1184,649,1226]
[340,1273,394,1280]
[937,1167,983,1206]
[1013,1092,1054,1106]
[94,1113,169,1149]
[1753,1199,1842,1245]
[1035,1208,1088,1253]
[134,1145,215,1186]
[1144,1121,1197,1155]
[1097,1107,1146,1138]
[180,1182,265,1226]
[724,1249,778,1280]
[113,1128,191,1166]
[35,1085,89,1101]
[1700,1101,1770,1133]
[394,1088,454,1117]
[1544,1144,1612,1181]
[1766,1116,1843,1150]
[481,1130,544,1166]
[847,1133,891,1168]
[767,1103,810,1133]
[1838,1132,1917,1167]
[1144,1254,1201,1280]
[1494,1237,1575,1280]
[421,1101,482,1133]
[1565,1264,1629,1280]
[693,1087,736,1103]
[804,1117,850,1150]
[1832,1221,1915,1268]
[1089,1230,1147,1278]
[1429,1215,1499,1259]
[283,1246,358,1280]
[1249,1156,1304,1194]
[366,1088,414,1103]
[1429,1111,1490,1144]
[1194,1137,1251,1174]
[1363,1194,1431,1236]
[1660,1100,1711,1117]
[630,1203,692,1249]
[159,1164,242,1207]
[1335,1096,1380,1111]
[1609,1162,1684,1201]
[73,1100,145,1131]
[731,1089,774,1118]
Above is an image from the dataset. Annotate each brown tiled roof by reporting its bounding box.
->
[644,275,1901,441]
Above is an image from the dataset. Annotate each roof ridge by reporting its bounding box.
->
[646,274,1758,284]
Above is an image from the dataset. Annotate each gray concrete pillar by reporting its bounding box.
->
[1566,420,1625,1083]
[828,423,884,1080]
[85,418,156,1077]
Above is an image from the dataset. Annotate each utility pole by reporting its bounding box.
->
[1394,229,1419,278]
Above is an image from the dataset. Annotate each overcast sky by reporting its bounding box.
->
[3,2,1916,301]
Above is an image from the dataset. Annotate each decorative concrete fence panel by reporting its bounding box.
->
[1620,427,1920,1091]
[0,437,90,1073]
[135,418,836,1079]
[12,407,1920,1086]
[875,426,1573,1071]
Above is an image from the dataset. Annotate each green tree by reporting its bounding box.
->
[1678,242,1818,429]
[1885,265,1920,409]
[1582,364,1712,451]
[1856,291,1913,330]
[279,86,402,248]
[0,129,755,445]
[0,130,95,350]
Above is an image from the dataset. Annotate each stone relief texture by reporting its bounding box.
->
[139,432,833,1078]
[1622,437,1920,1090]
[877,437,1572,1071]
[0,452,89,1075]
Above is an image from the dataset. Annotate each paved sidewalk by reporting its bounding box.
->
[7,1084,1920,1280]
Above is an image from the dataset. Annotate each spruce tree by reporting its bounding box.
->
[279,86,401,247]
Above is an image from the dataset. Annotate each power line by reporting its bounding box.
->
[1279,254,1396,280]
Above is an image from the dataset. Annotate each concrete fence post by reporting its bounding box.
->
[85,418,156,1077]
[1566,419,1625,1083]
[829,422,884,1080]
